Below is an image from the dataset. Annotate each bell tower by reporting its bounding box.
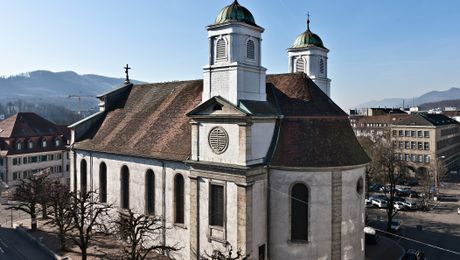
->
[288,15,331,97]
[202,0,267,105]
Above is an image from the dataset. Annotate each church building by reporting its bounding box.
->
[69,1,369,259]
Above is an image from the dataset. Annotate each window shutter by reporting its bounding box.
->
[216,39,227,60]
[247,40,255,59]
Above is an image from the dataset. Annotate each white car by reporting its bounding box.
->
[402,200,417,210]
[393,201,406,210]
[371,199,388,208]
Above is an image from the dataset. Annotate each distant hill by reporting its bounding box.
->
[419,99,460,110]
[355,87,460,108]
[0,70,144,110]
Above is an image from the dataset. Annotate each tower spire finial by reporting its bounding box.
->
[307,12,311,31]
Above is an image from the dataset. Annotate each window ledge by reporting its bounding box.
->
[174,223,187,229]
[288,239,308,245]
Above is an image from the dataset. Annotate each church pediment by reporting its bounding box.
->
[187,96,250,118]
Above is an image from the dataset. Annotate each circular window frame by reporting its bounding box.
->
[208,126,229,155]
[356,177,364,195]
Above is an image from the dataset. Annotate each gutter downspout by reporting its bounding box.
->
[196,176,200,260]
[72,149,77,192]
[161,161,167,255]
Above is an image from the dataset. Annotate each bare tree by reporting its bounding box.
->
[44,181,74,252]
[114,209,178,260]
[358,134,406,232]
[202,244,249,260]
[70,190,112,260]
[7,173,50,231]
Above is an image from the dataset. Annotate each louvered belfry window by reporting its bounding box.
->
[296,58,305,72]
[247,39,255,59]
[320,58,325,74]
[216,38,227,60]
[209,127,229,154]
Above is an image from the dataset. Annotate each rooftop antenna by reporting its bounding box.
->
[124,64,131,84]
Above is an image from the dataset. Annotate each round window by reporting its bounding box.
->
[356,177,364,195]
[208,127,229,154]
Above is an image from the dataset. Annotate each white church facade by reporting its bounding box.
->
[69,1,369,259]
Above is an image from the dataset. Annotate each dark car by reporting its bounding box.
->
[399,249,427,260]
[364,226,378,244]
[368,183,383,192]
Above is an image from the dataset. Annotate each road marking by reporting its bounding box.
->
[0,238,8,249]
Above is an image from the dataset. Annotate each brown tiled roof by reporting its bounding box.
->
[74,80,202,161]
[0,112,70,155]
[267,73,369,167]
[74,73,370,167]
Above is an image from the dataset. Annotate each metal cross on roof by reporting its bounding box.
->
[124,64,131,84]
[307,12,311,31]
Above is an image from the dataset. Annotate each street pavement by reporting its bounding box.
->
[366,172,460,260]
[0,227,53,260]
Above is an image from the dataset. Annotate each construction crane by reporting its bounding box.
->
[68,95,95,115]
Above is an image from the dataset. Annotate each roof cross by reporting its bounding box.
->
[124,64,131,84]
[307,12,311,31]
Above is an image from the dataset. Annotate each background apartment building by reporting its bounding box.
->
[391,113,460,175]
[0,113,70,186]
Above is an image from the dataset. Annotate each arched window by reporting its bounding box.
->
[42,139,47,148]
[28,140,34,149]
[320,58,325,74]
[291,183,308,241]
[121,166,130,209]
[247,39,255,59]
[146,170,155,214]
[216,38,227,60]
[296,58,305,73]
[99,162,107,203]
[174,174,184,224]
[55,138,60,147]
[80,159,87,194]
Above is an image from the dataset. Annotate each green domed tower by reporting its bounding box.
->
[288,15,331,97]
[203,0,267,105]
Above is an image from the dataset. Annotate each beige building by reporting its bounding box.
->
[391,113,460,176]
[0,113,70,186]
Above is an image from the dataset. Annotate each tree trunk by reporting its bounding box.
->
[31,216,37,231]
[41,204,48,219]
[81,246,87,260]
[58,231,66,252]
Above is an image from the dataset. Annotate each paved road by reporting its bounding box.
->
[0,227,53,260]
[367,172,460,260]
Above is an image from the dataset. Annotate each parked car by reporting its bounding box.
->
[364,226,378,244]
[399,249,426,260]
[393,201,407,210]
[369,194,388,201]
[405,179,419,186]
[365,197,373,207]
[390,219,402,232]
[402,200,417,210]
[371,199,388,208]
[369,183,383,192]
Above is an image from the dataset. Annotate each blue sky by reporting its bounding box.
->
[1,0,459,110]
